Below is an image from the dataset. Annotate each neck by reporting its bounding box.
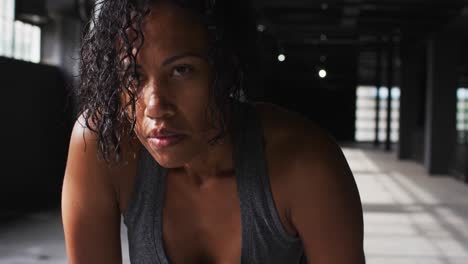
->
[175,98,242,187]
[178,132,235,187]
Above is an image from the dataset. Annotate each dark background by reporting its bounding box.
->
[1,0,467,215]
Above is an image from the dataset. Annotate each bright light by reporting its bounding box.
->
[319,69,327,78]
[278,54,286,62]
[257,24,265,32]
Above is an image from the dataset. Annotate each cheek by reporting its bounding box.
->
[134,99,146,128]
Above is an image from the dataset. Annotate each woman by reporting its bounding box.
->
[62,0,365,263]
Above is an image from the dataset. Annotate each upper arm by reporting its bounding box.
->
[288,126,365,264]
[62,117,122,264]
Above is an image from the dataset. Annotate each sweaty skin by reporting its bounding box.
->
[62,2,365,264]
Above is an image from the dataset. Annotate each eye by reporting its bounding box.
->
[172,65,194,77]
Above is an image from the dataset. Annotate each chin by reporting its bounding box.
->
[155,159,183,169]
[147,149,182,168]
[147,144,195,169]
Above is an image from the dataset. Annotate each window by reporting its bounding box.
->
[456,88,468,145]
[0,0,41,63]
[355,85,400,143]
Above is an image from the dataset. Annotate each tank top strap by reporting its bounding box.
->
[123,147,169,264]
[233,101,302,263]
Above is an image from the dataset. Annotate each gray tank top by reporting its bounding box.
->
[123,101,307,263]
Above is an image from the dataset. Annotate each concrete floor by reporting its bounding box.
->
[0,147,467,263]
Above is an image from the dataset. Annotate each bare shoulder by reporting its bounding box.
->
[253,101,313,140]
[253,101,356,195]
[62,115,138,263]
[253,101,365,263]
[253,101,335,158]
[65,115,114,188]
[65,115,125,197]
[254,101,347,167]
[66,115,140,210]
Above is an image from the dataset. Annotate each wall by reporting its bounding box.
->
[0,57,72,212]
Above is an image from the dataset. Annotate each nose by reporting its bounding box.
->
[143,82,175,120]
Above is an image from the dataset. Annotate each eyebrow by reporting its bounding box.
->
[161,52,207,66]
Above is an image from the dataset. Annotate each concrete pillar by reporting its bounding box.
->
[374,45,383,147]
[424,30,459,174]
[398,41,425,160]
[385,38,394,152]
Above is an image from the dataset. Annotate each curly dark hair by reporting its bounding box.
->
[78,0,259,162]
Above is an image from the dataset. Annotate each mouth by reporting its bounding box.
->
[147,128,187,149]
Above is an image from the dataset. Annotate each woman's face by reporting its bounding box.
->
[129,3,219,168]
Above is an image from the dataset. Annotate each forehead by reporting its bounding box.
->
[139,3,209,59]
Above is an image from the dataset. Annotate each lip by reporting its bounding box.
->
[147,128,187,149]
[148,135,185,149]
[148,127,185,137]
